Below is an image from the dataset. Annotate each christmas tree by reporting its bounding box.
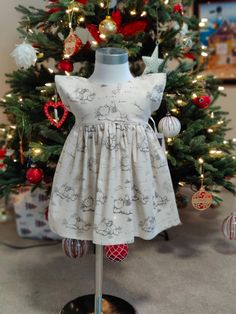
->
[0,0,236,207]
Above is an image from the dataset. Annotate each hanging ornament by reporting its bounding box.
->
[64,30,83,58]
[99,16,117,36]
[158,114,181,138]
[11,41,38,69]
[173,3,184,15]
[192,159,213,211]
[44,100,69,129]
[193,95,211,109]
[142,44,164,74]
[105,244,129,262]
[0,146,7,172]
[56,59,73,72]
[182,37,193,53]
[62,238,89,259]
[26,166,44,184]
[192,187,213,211]
[222,212,236,240]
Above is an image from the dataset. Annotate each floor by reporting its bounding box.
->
[0,186,236,314]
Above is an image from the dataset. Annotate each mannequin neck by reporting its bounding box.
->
[89,48,133,84]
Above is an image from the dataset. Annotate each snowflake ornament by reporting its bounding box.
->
[11,41,38,69]
[142,44,164,74]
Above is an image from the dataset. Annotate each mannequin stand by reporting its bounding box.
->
[60,245,136,314]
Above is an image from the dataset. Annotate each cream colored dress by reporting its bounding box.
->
[48,73,181,245]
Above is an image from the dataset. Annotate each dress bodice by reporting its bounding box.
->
[55,73,166,125]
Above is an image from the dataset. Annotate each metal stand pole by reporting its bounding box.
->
[95,245,103,314]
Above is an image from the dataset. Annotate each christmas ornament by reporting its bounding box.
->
[192,187,213,211]
[193,95,211,109]
[62,238,89,259]
[26,166,44,184]
[99,16,117,36]
[182,37,193,53]
[57,59,73,72]
[222,212,236,240]
[105,244,129,262]
[0,146,7,172]
[158,114,181,137]
[11,42,38,69]
[44,101,69,129]
[142,45,164,74]
[64,30,83,58]
[173,3,184,15]
[120,20,148,37]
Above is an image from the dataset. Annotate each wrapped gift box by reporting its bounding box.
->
[13,187,60,240]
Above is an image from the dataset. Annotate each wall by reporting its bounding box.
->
[0,1,235,139]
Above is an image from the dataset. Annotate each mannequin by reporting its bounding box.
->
[89,47,133,84]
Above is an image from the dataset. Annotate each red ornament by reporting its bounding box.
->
[44,101,69,129]
[62,238,89,259]
[87,24,103,44]
[184,52,195,60]
[26,167,44,184]
[120,21,148,37]
[0,147,6,159]
[105,244,129,262]
[193,95,211,109]
[192,187,213,211]
[75,0,87,4]
[173,3,184,15]
[64,30,83,58]
[57,59,73,72]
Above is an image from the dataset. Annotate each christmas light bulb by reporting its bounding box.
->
[45,83,52,87]
[201,52,208,57]
[141,11,147,17]
[208,128,214,133]
[218,86,225,91]
[33,148,42,155]
[198,158,204,164]
[48,68,54,73]
[223,140,228,144]
[6,94,12,98]
[130,10,137,15]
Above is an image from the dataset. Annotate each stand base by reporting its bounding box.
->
[60,294,136,314]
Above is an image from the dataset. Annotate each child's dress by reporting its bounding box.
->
[48,73,181,245]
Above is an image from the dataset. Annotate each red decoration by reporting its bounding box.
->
[44,101,68,129]
[184,52,195,60]
[62,238,89,259]
[26,167,44,184]
[193,95,211,109]
[44,207,49,221]
[111,10,122,29]
[0,147,6,159]
[105,244,129,262]
[57,59,73,72]
[192,187,213,211]
[173,3,184,15]
[120,21,148,37]
[75,0,87,4]
[64,30,83,57]
[87,24,103,43]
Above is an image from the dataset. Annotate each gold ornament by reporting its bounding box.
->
[99,16,117,36]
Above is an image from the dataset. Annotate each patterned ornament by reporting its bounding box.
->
[158,114,181,137]
[192,187,213,211]
[182,37,193,53]
[44,101,69,129]
[99,16,117,36]
[62,238,89,259]
[142,45,164,74]
[64,30,83,58]
[105,244,129,262]
[222,212,236,240]
[11,42,38,69]
[193,95,211,109]
[57,59,73,72]
[26,166,44,184]
[173,3,184,15]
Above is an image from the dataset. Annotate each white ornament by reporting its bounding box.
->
[158,114,181,137]
[109,0,117,8]
[11,42,38,69]
[142,45,164,74]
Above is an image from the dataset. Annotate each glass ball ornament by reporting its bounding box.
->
[99,16,117,36]
[222,212,236,240]
[26,166,44,184]
[158,114,181,138]
[191,187,213,211]
[62,238,89,259]
[193,95,211,109]
[105,244,129,262]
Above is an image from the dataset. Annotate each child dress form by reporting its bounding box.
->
[48,48,181,245]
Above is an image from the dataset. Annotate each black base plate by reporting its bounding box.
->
[60,294,136,314]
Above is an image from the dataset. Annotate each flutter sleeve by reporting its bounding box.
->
[54,75,74,111]
[145,73,166,113]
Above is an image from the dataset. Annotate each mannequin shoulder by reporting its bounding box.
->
[141,73,166,85]
[55,75,86,89]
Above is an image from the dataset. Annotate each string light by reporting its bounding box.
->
[65,71,71,76]
[48,68,54,73]
[201,52,208,57]
[6,94,12,98]
[198,158,204,164]
[233,138,236,142]
[91,40,98,47]
[130,10,137,15]
[78,16,85,22]
[178,182,185,187]
[209,150,223,155]
[7,134,13,140]
[192,93,197,98]
[45,83,52,87]
[10,125,16,129]
[141,11,147,17]
[167,138,172,143]
[218,86,225,91]
[232,156,236,160]
[99,34,106,40]
[217,120,224,125]
[100,2,105,8]
[210,112,215,118]
[18,98,23,102]
[1,98,6,103]
[164,0,169,4]
[223,140,228,144]
[201,45,207,50]
[207,128,214,133]
[192,80,197,84]
[196,75,203,79]
[32,148,42,156]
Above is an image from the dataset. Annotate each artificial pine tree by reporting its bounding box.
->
[0,0,236,207]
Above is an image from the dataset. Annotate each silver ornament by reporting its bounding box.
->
[158,114,181,137]
[11,42,38,69]
[142,45,164,74]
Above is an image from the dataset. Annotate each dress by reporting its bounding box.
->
[48,73,181,245]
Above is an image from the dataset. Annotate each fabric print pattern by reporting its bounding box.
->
[49,74,181,245]
[95,219,121,237]
[55,184,78,201]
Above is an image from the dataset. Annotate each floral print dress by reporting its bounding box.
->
[48,73,181,245]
